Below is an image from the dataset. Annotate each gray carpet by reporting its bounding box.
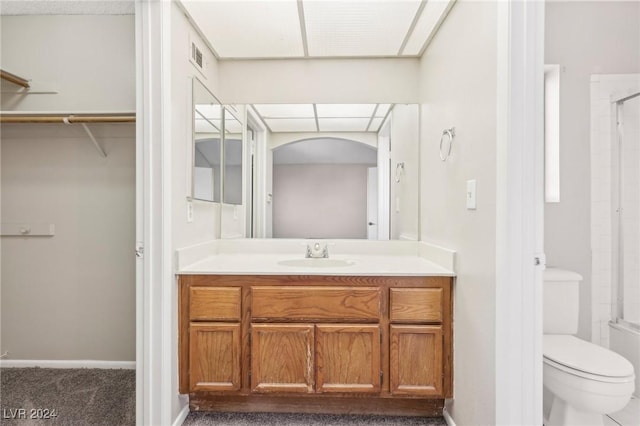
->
[183,412,447,425]
[0,367,135,426]
[0,368,445,425]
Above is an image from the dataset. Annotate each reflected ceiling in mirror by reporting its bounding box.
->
[251,103,392,133]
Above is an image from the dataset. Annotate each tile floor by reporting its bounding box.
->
[604,396,640,426]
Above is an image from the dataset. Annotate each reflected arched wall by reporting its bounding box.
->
[271,137,377,239]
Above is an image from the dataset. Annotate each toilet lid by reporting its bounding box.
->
[543,335,634,378]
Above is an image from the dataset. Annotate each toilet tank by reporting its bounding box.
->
[544,268,583,334]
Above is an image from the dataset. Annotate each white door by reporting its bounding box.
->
[367,167,378,240]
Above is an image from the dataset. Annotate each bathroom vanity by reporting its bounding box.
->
[178,248,454,416]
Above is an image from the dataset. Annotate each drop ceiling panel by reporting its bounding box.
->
[253,104,315,118]
[316,104,376,118]
[195,105,222,120]
[303,0,422,57]
[181,0,303,58]
[264,118,318,132]
[318,118,371,132]
[195,119,221,133]
[403,0,452,55]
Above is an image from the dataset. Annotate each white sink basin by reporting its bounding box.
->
[277,258,355,268]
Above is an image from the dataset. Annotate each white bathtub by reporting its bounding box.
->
[610,321,640,397]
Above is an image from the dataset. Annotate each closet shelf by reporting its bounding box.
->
[0,113,136,157]
[0,69,30,89]
[0,114,135,123]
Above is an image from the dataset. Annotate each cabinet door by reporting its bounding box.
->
[189,323,241,392]
[316,324,381,393]
[390,325,443,396]
[251,324,314,393]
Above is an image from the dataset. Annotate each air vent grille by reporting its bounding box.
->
[192,42,203,68]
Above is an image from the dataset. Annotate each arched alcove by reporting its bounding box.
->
[271,138,378,239]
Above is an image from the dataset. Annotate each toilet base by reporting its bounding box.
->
[547,397,604,426]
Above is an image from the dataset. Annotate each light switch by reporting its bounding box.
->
[466,180,477,210]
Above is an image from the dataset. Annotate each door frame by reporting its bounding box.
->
[494,1,545,425]
[135,0,174,424]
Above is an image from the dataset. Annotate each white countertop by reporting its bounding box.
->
[179,253,453,276]
[176,240,456,277]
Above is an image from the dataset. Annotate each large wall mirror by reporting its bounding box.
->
[192,78,222,203]
[220,103,420,241]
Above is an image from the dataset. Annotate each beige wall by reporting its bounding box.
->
[419,1,498,424]
[218,58,420,104]
[545,1,640,341]
[0,15,136,362]
[1,124,136,361]
[171,3,221,250]
[170,2,223,419]
[0,15,135,112]
[272,164,370,239]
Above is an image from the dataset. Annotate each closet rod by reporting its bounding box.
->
[0,115,136,124]
[0,70,30,89]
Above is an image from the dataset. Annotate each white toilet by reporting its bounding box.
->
[543,268,635,426]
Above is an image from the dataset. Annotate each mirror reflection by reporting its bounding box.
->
[192,78,221,203]
[220,103,420,241]
[223,108,243,205]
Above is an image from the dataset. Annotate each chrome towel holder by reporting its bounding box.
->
[440,127,456,161]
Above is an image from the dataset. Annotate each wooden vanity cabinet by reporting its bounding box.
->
[179,275,452,416]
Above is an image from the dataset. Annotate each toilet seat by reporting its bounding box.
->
[543,335,635,383]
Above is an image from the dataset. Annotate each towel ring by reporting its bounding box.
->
[440,127,456,161]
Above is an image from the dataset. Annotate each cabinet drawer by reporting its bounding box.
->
[252,286,381,321]
[390,288,442,323]
[190,287,241,321]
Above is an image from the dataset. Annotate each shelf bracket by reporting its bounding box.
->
[60,117,106,157]
[80,123,107,157]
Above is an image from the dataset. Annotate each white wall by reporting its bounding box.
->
[419,1,498,424]
[390,104,419,240]
[169,2,222,420]
[1,124,136,361]
[273,164,370,239]
[171,4,221,249]
[545,1,640,341]
[218,58,419,104]
[0,15,136,362]
[0,15,135,112]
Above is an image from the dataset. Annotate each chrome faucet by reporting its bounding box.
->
[306,242,329,258]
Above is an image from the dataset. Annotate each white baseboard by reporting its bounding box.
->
[0,359,135,369]
[172,405,190,426]
[443,402,457,426]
